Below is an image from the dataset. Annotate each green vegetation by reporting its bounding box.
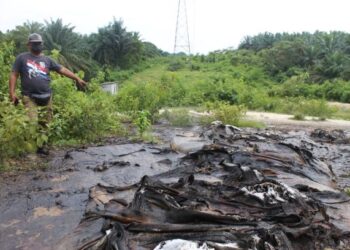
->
[116,56,345,121]
[345,188,350,197]
[49,78,124,145]
[133,111,151,136]
[208,102,246,126]
[161,108,195,127]
[1,20,350,167]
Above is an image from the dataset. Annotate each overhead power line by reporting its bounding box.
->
[174,0,191,54]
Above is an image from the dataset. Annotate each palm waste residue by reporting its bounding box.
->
[58,123,350,250]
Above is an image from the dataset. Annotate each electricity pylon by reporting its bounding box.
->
[174,0,191,54]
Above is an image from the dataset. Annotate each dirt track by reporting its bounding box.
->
[246,111,350,130]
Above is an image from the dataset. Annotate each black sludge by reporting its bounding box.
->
[59,123,350,250]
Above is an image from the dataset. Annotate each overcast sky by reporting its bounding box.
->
[1,0,349,54]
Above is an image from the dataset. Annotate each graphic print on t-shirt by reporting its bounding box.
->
[26,59,49,80]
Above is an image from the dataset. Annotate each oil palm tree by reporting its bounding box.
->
[43,19,91,72]
[91,19,143,68]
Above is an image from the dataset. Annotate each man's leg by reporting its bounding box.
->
[22,95,38,122]
[37,96,53,155]
[38,96,53,129]
[22,96,51,155]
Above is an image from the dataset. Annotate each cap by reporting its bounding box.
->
[28,33,43,43]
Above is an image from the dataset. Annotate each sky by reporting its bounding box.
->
[1,0,350,54]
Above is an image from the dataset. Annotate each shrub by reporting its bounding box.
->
[345,188,350,196]
[207,102,246,126]
[0,97,39,158]
[51,79,122,143]
[0,41,15,94]
[116,82,162,119]
[188,63,201,71]
[167,60,184,71]
[296,99,335,120]
[293,112,305,120]
[133,110,151,136]
[160,108,194,127]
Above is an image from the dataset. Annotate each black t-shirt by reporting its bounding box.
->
[12,52,62,96]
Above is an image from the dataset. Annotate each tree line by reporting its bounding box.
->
[0,18,166,79]
[237,31,350,83]
[2,20,350,85]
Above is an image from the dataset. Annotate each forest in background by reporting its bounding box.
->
[1,18,350,162]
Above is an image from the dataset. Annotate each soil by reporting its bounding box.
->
[0,121,349,249]
[246,111,350,130]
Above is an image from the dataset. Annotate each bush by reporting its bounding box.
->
[295,99,336,120]
[50,78,122,143]
[207,102,246,126]
[0,97,39,158]
[167,60,184,71]
[160,108,194,127]
[293,112,305,120]
[116,81,162,119]
[133,110,151,136]
[0,41,15,94]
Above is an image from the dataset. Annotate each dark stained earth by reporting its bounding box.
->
[0,124,350,250]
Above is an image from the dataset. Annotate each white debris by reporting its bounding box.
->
[154,239,214,250]
[241,182,304,204]
[253,169,264,181]
[241,166,251,172]
[281,183,307,199]
[208,242,241,249]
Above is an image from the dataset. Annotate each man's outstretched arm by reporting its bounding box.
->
[57,67,87,88]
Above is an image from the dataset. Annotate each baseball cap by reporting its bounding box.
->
[28,33,43,43]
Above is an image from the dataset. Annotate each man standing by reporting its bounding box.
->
[9,33,87,154]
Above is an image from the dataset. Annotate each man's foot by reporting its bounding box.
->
[37,147,49,155]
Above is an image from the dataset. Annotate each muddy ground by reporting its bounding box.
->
[0,124,350,250]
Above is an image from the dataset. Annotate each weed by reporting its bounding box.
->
[133,111,151,136]
[140,132,159,143]
[236,119,265,128]
[293,112,305,120]
[345,188,350,196]
[160,108,194,127]
[167,60,184,71]
[209,102,246,126]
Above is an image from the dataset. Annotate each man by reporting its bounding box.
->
[9,33,87,155]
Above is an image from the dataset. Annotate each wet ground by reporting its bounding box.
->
[0,125,350,250]
[0,138,183,250]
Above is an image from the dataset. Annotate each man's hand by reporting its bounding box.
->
[75,78,87,91]
[58,67,88,90]
[9,71,19,105]
[76,78,87,88]
[10,94,19,105]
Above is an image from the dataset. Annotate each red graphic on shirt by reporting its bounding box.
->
[26,59,49,79]
[27,60,48,73]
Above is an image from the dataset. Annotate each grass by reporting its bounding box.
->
[160,108,196,127]
[236,119,265,128]
[333,108,350,121]
[293,112,306,121]
[159,106,265,128]
[0,156,49,173]
[345,188,350,196]
[121,59,346,123]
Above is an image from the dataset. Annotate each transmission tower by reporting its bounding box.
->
[174,0,191,54]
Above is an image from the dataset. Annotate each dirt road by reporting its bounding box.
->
[246,111,350,130]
